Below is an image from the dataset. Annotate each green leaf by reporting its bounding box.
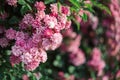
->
[8,16,19,24]
[68,66,75,73]
[53,60,59,67]
[69,0,80,8]
[90,71,96,80]
[44,0,55,4]
[3,76,7,80]
[18,0,26,5]
[93,2,111,15]
[71,16,80,30]
[26,0,35,3]
[57,2,61,12]
[81,13,88,22]
[20,4,32,15]
[84,3,95,13]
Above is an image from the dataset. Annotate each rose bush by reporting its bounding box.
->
[0,0,120,80]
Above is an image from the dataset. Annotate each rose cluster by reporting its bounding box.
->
[103,0,120,56]
[1,1,71,71]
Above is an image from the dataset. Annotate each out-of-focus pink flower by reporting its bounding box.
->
[75,15,82,23]
[0,26,5,34]
[22,74,29,80]
[34,1,46,11]
[116,70,120,79]
[69,49,86,66]
[6,0,17,6]
[0,12,8,20]
[5,28,16,40]
[62,28,77,38]
[33,72,42,80]
[91,48,102,61]
[58,71,75,80]
[88,48,105,75]
[102,75,109,80]
[0,37,9,48]
[90,14,98,30]
[67,35,81,53]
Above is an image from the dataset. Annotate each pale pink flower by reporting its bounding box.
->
[58,14,67,25]
[35,11,45,21]
[39,48,47,63]
[42,33,63,50]
[12,45,26,56]
[21,52,33,64]
[42,38,52,50]
[50,3,58,15]
[50,33,63,50]
[5,28,16,40]
[29,47,47,63]
[25,61,40,71]
[65,20,71,29]
[34,1,46,11]
[44,15,57,29]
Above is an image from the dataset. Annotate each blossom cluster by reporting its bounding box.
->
[61,28,86,66]
[88,48,105,76]
[1,1,71,71]
[108,0,120,56]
